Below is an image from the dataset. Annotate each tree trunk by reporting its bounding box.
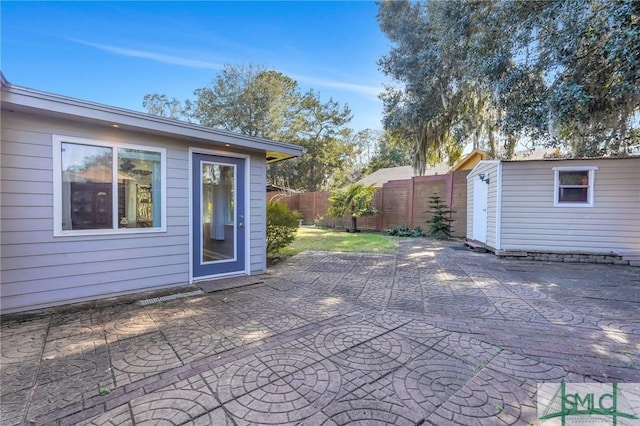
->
[350,215,358,232]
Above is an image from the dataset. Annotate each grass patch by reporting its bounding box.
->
[275,226,399,259]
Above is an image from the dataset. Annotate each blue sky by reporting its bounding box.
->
[1,1,391,132]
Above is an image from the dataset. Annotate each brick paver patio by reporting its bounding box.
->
[1,240,639,425]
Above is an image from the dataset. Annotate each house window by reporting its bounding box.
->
[54,136,166,235]
[553,166,598,207]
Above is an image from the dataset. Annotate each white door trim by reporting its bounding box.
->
[188,147,251,284]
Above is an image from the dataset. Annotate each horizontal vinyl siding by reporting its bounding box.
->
[0,112,191,312]
[3,243,188,270]
[3,257,188,295]
[249,154,267,274]
[500,158,640,252]
[486,167,499,249]
[6,273,189,309]
[2,235,188,258]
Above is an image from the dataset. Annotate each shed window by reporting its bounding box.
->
[553,166,597,207]
[54,136,166,235]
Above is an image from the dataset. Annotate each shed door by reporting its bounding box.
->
[473,176,488,243]
[192,153,246,279]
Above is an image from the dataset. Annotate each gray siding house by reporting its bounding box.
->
[0,75,303,313]
[467,157,640,263]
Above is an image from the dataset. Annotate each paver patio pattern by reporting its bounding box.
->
[1,240,639,425]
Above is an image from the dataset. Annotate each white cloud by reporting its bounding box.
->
[69,39,223,70]
[292,74,381,98]
[70,38,381,98]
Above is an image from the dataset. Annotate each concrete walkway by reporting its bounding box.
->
[1,240,639,425]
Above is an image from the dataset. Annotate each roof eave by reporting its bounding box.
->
[502,155,639,162]
[1,78,304,160]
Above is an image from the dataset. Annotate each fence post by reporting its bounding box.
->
[447,172,454,208]
[377,188,384,231]
[408,177,415,227]
[312,192,317,224]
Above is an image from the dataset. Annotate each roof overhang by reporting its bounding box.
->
[0,74,304,164]
[450,149,488,171]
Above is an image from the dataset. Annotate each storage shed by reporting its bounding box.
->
[0,75,304,313]
[467,157,640,264]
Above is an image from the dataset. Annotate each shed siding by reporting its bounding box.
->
[1,111,266,313]
[466,162,499,248]
[500,158,640,253]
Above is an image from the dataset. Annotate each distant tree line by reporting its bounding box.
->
[144,64,384,191]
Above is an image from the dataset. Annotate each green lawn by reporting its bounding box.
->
[275,226,399,258]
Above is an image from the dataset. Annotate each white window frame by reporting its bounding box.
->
[553,166,598,208]
[53,135,167,236]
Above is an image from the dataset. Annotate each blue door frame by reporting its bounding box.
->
[192,153,246,278]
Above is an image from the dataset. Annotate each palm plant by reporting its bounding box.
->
[328,184,379,232]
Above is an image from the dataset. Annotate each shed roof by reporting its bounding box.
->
[503,149,638,162]
[469,153,639,178]
[507,147,561,161]
[0,73,304,163]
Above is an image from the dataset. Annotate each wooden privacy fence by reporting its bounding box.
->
[268,170,470,237]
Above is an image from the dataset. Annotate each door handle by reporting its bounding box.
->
[238,223,244,227]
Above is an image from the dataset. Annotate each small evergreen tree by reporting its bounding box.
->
[426,192,454,239]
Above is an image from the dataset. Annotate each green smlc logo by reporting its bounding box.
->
[540,382,639,425]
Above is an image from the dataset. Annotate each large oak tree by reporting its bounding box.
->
[378,0,640,169]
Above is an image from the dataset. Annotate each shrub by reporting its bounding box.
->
[313,214,333,228]
[386,225,425,238]
[266,200,300,256]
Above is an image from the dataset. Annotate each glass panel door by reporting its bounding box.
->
[192,153,245,278]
